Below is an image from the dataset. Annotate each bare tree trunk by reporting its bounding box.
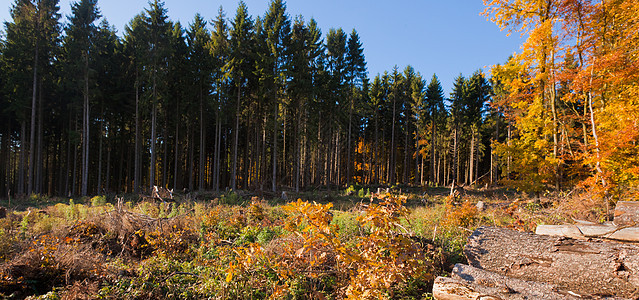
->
[188,125,194,192]
[81,51,90,196]
[469,127,475,185]
[390,96,397,184]
[347,95,353,185]
[404,116,409,184]
[97,110,104,194]
[232,85,240,191]
[162,118,168,187]
[174,100,180,190]
[134,74,141,194]
[214,109,221,193]
[72,116,79,196]
[430,119,436,186]
[149,76,157,193]
[106,136,111,193]
[374,112,379,184]
[28,42,39,195]
[507,122,512,175]
[550,52,560,190]
[0,120,9,196]
[18,121,26,196]
[36,81,43,194]
[295,105,301,193]
[199,86,205,191]
[453,126,459,185]
[272,100,278,192]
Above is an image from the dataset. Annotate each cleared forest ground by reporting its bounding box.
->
[0,186,609,299]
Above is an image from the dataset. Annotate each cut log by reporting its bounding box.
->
[536,224,639,242]
[464,226,639,298]
[433,264,627,300]
[614,201,639,227]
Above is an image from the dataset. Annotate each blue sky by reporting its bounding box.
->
[1,0,523,94]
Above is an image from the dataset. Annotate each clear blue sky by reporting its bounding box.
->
[1,0,523,94]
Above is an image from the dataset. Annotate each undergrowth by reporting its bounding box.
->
[0,188,589,299]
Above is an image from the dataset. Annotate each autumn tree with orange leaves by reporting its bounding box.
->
[484,0,639,199]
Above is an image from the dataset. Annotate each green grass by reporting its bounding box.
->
[0,187,583,299]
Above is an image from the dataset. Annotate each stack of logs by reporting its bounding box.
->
[433,201,639,299]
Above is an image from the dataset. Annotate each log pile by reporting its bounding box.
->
[535,201,639,243]
[433,201,639,299]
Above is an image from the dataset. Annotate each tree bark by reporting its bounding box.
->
[232,84,240,191]
[28,40,39,196]
[433,264,624,300]
[149,78,157,193]
[469,127,475,185]
[390,94,397,184]
[536,224,639,243]
[272,100,278,192]
[613,201,639,226]
[81,51,90,196]
[199,84,205,191]
[347,94,353,185]
[465,226,639,297]
[97,110,104,194]
[134,73,141,194]
[36,81,43,194]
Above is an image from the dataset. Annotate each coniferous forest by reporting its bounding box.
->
[0,0,496,198]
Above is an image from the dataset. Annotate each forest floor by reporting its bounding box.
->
[0,185,610,299]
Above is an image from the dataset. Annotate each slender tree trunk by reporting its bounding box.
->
[106,136,111,193]
[390,96,397,184]
[507,122,512,175]
[431,119,436,186]
[272,99,278,192]
[199,85,205,191]
[0,120,8,196]
[97,110,104,194]
[374,112,379,184]
[134,73,140,194]
[188,125,194,192]
[174,100,180,191]
[18,121,26,195]
[214,109,221,193]
[162,117,168,188]
[347,94,353,185]
[232,84,240,191]
[243,121,250,189]
[589,87,604,186]
[550,49,560,190]
[453,126,459,185]
[469,127,475,185]
[404,114,410,184]
[72,117,78,196]
[81,51,90,196]
[295,104,301,193]
[261,116,267,190]
[36,81,43,194]
[149,76,157,193]
[28,41,39,195]
[282,111,287,187]
[64,120,71,196]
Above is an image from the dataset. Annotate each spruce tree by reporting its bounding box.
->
[187,14,211,191]
[425,74,444,185]
[228,1,253,191]
[65,0,101,196]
